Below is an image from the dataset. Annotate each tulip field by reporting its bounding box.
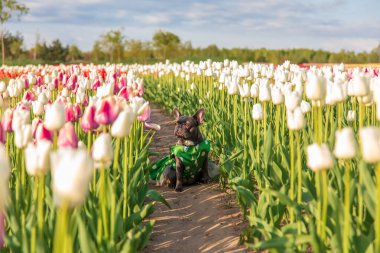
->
[1,61,380,253]
[142,60,380,252]
[0,65,167,253]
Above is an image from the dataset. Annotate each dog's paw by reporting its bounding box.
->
[175,185,183,192]
[200,175,211,184]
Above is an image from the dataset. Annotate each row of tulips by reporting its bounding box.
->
[0,64,166,253]
[142,59,380,252]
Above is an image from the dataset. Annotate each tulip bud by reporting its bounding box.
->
[94,97,120,125]
[92,133,113,169]
[271,87,284,105]
[81,104,99,132]
[351,74,370,97]
[347,110,356,122]
[334,127,357,160]
[307,143,334,172]
[259,81,271,102]
[285,91,302,111]
[14,124,32,149]
[145,122,161,131]
[250,84,259,98]
[252,103,263,121]
[25,140,52,176]
[45,103,66,131]
[300,100,311,113]
[12,109,30,132]
[287,107,305,131]
[111,107,136,138]
[51,148,93,207]
[306,73,326,101]
[359,127,380,164]
[32,101,44,116]
[238,83,250,98]
[57,122,79,148]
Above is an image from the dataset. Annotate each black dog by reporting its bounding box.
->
[160,108,211,192]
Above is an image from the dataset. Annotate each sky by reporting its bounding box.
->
[6,0,380,53]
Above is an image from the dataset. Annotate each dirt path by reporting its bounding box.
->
[143,105,248,253]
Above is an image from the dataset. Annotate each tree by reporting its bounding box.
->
[99,30,125,62]
[152,30,181,60]
[2,31,24,59]
[0,0,28,65]
[67,44,83,62]
[38,39,68,63]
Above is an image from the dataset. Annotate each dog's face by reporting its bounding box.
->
[173,108,205,145]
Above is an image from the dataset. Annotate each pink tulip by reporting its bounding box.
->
[81,104,99,132]
[92,78,101,90]
[0,212,5,248]
[32,118,43,137]
[57,122,78,148]
[2,109,13,132]
[37,76,43,86]
[94,97,120,125]
[65,103,77,122]
[23,91,37,102]
[138,104,151,122]
[58,72,63,81]
[0,124,5,143]
[53,78,59,89]
[35,123,53,142]
[118,87,129,101]
[15,101,31,111]
[74,104,83,119]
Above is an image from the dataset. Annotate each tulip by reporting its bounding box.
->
[250,83,259,98]
[334,127,357,160]
[137,104,151,122]
[94,97,120,125]
[285,91,302,111]
[271,87,284,105]
[145,122,161,131]
[92,133,113,169]
[227,79,238,95]
[12,108,30,132]
[44,103,66,131]
[238,83,250,98]
[38,92,48,105]
[2,108,13,132]
[300,100,311,113]
[82,105,98,132]
[57,122,79,148]
[287,107,305,131]
[0,125,4,144]
[111,107,136,138]
[252,103,263,120]
[35,123,53,142]
[359,127,380,164]
[118,86,129,101]
[258,81,271,102]
[347,110,356,122]
[51,147,93,207]
[306,73,326,101]
[0,212,5,247]
[25,140,52,176]
[351,73,370,97]
[0,143,10,212]
[32,101,44,116]
[14,124,32,149]
[65,103,76,122]
[307,143,334,172]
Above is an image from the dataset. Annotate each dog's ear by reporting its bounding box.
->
[173,108,181,121]
[193,108,205,125]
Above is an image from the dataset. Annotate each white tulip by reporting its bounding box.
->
[347,110,356,122]
[307,143,334,172]
[287,107,305,131]
[0,144,10,211]
[285,91,302,111]
[351,73,370,97]
[12,109,30,131]
[25,140,52,176]
[250,84,259,98]
[359,127,380,164]
[300,100,311,113]
[14,124,32,149]
[334,127,357,160]
[306,73,326,101]
[44,103,65,131]
[238,83,250,98]
[92,133,113,169]
[252,103,263,121]
[32,101,44,116]
[259,80,271,102]
[111,107,136,138]
[51,148,93,207]
[271,87,284,105]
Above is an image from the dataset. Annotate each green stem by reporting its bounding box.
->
[343,160,351,253]
[290,130,295,223]
[38,175,45,244]
[321,169,328,243]
[111,137,121,240]
[100,168,109,240]
[376,162,380,253]
[123,136,128,219]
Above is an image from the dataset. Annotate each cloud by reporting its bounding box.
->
[6,0,380,52]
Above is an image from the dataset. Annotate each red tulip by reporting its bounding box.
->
[57,122,78,148]
[2,108,13,132]
[94,97,120,125]
[81,104,99,132]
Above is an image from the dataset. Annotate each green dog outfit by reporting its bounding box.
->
[150,140,211,181]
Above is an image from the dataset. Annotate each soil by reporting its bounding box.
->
[143,105,249,253]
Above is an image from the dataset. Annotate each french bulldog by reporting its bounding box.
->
[160,108,211,192]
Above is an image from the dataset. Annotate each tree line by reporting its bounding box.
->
[2,29,380,65]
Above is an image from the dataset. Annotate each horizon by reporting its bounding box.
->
[6,0,380,53]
